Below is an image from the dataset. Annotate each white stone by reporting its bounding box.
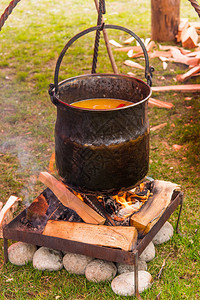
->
[111,271,153,296]
[63,253,94,275]
[85,259,117,282]
[116,259,147,274]
[152,221,174,245]
[33,247,63,271]
[8,242,37,266]
[139,241,155,262]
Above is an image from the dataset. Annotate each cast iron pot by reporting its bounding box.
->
[49,25,152,196]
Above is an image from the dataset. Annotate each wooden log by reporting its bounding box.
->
[26,193,49,223]
[170,48,200,66]
[109,40,122,48]
[114,46,142,52]
[124,60,144,70]
[152,84,200,92]
[189,21,200,29]
[185,51,200,57]
[0,196,21,238]
[39,172,105,225]
[181,26,198,49]
[176,18,189,42]
[127,41,156,58]
[176,65,200,82]
[151,0,180,42]
[148,97,174,109]
[150,123,167,132]
[43,220,138,251]
[146,40,156,51]
[149,50,172,59]
[159,45,191,55]
[130,180,180,234]
[124,36,135,44]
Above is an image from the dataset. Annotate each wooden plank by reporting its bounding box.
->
[124,60,144,70]
[150,123,167,132]
[170,48,200,66]
[43,220,138,251]
[39,172,105,225]
[189,21,200,29]
[0,196,21,238]
[176,18,189,42]
[109,40,122,48]
[114,46,142,52]
[152,84,200,92]
[181,26,198,49]
[124,36,135,44]
[149,50,172,59]
[176,65,200,82]
[130,180,180,234]
[148,97,174,109]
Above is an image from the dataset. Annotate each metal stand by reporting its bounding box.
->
[3,191,183,299]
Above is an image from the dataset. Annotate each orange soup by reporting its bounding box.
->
[70,98,133,110]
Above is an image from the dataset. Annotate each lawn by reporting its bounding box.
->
[0,0,199,299]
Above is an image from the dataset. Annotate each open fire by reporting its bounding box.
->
[74,182,153,223]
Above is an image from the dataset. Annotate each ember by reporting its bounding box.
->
[95,182,153,221]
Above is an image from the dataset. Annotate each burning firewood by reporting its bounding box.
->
[130,180,181,234]
[26,193,49,224]
[42,220,138,251]
[39,172,105,225]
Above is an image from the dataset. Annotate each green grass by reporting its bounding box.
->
[0,0,200,299]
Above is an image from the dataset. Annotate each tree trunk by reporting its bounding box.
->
[151,0,180,42]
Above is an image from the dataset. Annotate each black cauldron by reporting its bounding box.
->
[49,25,152,196]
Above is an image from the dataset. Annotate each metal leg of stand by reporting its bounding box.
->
[3,238,8,264]
[134,250,143,300]
[176,194,183,235]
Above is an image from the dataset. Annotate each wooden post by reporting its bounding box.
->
[151,0,180,42]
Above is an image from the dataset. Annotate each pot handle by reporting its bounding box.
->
[49,24,154,98]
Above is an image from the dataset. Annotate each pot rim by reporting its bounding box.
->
[52,73,152,112]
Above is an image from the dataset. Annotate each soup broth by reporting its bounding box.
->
[71,98,133,110]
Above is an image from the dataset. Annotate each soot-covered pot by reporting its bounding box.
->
[49,25,153,196]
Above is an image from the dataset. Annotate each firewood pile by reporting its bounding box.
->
[109,18,200,106]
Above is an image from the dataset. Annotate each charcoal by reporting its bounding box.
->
[44,188,83,223]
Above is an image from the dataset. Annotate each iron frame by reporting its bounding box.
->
[3,191,183,299]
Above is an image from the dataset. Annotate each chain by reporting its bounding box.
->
[91,0,105,74]
[188,0,200,17]
[0,0,21,32]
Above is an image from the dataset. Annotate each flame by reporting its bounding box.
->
[112,183,153,219]
[48,152,55,173]
[75,193,85,202]
[66,181,152,222]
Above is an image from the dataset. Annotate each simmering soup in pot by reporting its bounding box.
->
[71,98,133,110]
